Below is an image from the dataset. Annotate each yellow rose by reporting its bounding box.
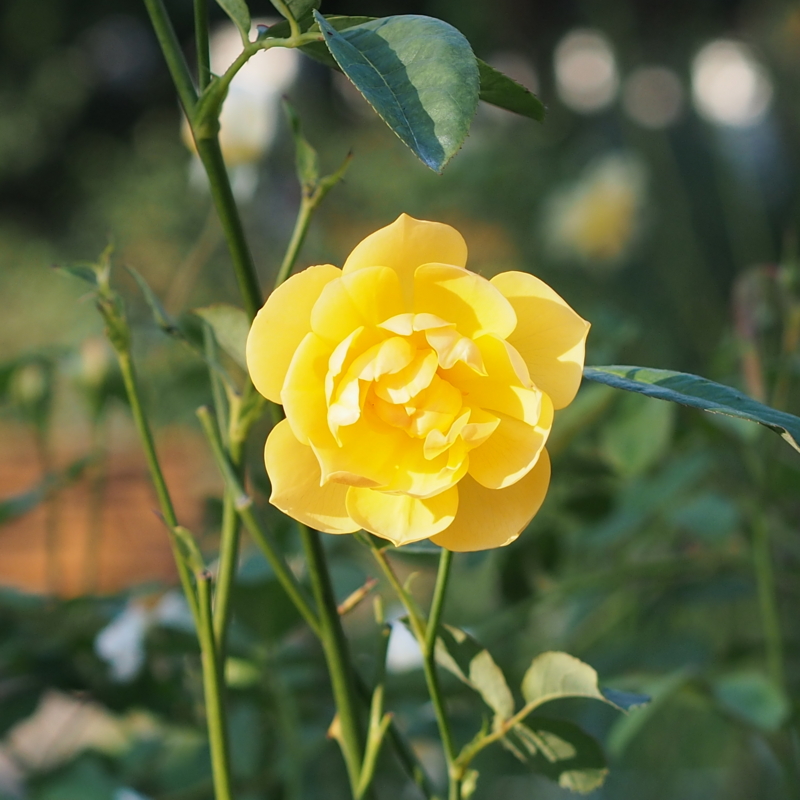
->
[247,215,589,551]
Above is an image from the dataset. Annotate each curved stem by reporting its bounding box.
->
[117,351,200,625]
[425,548,452,655]
[275,197,314,288]
[299,525,365,795]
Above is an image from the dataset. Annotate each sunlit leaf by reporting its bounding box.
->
[216,0,251,40]
[274,0,319,21]
[521,652,647,713]
[433,625,514,719]
[477,59,545,121]
[314,12,479,172]
[584,365,800,454]
[193,304,250,370]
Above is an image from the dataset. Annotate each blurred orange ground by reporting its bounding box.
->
[0,420,221,597]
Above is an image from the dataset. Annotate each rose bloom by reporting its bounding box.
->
[247,215,589,551]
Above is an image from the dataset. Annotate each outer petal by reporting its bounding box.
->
[431,449,551,552]
[282,332,334,446]
[346,485,458,546]
[247,265,340,402]
[414,264,516,340]
[343,214,468,306]
[311,267,405,343]
[265,420,359,534]
[490,272,590,410]
[468,394,554,489]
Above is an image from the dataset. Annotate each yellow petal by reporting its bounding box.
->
[373,349,438,404]
[431,450,551,552]
[311,267,405,343]
[414,264,516,339]
[265,420,359,534]
[246,264,341,402]
[343,214,468,306]
[345,485,458,546]
[282,332,334,446]
[490,271,590,410]
[467,394,554,489]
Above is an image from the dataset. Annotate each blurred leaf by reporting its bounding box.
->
[502,717,607,794]
[283,99,319,189]
[477,60,545,122]
[215,0,251,40]
[33,756,117,800]
[521,652,646,713]
[600,392,675,477]
[314,12,479,173]
[584,366,800,454]
[606,670,690,757]
[600,688,651,711]
[433,625,514,719]
[713,671,790,732]
[193,305,249,371]
[669,492,740,542]
[54,262,100,286]
[127,267,178,336]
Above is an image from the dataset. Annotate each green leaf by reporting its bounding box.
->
[193,304,250,371]
[433,625,515,719]
[713,671,790,732]
[584,365,800,454]
[276,0,319,21]
[477,59,545,122]
[600,688,651,711]
[314,12,479,173]
[503,717,607,794]
[521,652,641,713]
[283,99,319,189]
[216,0,251,40]
[600,391,676,477]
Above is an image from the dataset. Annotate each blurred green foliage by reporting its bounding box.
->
[1,0,800,798]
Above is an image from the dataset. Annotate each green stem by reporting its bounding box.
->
[197,571,234,800]
[298,524,365,796]
[752,514,785,690]
[364,539,458,797]
[196,406,321,636]
[141,0,198,114]
[194,0,211,91]
[195,138,263,320]
[117,351,200,625]
[275,197,313,288]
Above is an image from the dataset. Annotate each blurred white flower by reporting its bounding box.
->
[623,66,684,129]
[95,592,193,682]
[554,29,618,113]
[182,19,302,199]
[691,40,773,127]
[544,153,646,269]
[386,620,423,674]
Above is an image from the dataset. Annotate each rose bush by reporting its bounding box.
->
[247,214,589,551]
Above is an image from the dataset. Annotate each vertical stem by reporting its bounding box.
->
[197,571,234,800]
[194,0,211,92]
[752,514,785,690]
[141,0,198,115]
[117,351,200,625]
[195,139,263,320]
[366,541,458,798]
[212,437,243,653]
[298,524,364,795]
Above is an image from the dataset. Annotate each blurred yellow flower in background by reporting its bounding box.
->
[544,153,646,269]
[247,215,589,551]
